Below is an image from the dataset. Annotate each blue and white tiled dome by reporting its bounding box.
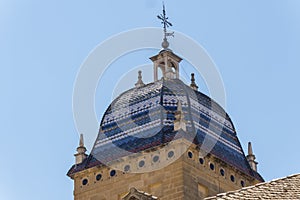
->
[91,78,258,178]
[68,50,263,181]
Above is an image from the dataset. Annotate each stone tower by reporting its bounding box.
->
[67,5,263,200]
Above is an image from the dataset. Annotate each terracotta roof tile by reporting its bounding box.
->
[205,173,300,200]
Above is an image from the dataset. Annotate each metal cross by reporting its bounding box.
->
[157,3,174,40]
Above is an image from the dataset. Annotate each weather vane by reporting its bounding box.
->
[157,2,174,49]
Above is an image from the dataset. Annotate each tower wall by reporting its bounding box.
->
[71,142,260,200]
[73,157,185,200]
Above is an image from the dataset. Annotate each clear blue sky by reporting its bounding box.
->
[1,1,300,200]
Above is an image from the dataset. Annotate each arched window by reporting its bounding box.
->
[157,62,165,80]
[170,62,176,73]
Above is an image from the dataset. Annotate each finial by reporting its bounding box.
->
[177,99,182,112]
[247,142,258,172]
[157,2,174,49]
[174,100,186,131]
[190,73,199,90]
[79,133,84,147]
[74,134,87,164]
[248,141,253,155]
[135,70,145,88]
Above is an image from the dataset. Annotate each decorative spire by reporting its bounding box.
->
[247,142,258,172]
[157,2,174,49]
[177,99,183,111]
[190,73,199,90]
[174,100,186,131]
[79,133,84,147]
[74,134,87,165]
[135,70,145,88]
[248,142,253,155]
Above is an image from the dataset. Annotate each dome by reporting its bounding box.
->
[68,49,263,182]
[90,78,259,179]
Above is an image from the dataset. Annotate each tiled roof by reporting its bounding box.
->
[67,154,102,177]
[122,187,158,200]
[205,173,300,200]
[68,79,262,182]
